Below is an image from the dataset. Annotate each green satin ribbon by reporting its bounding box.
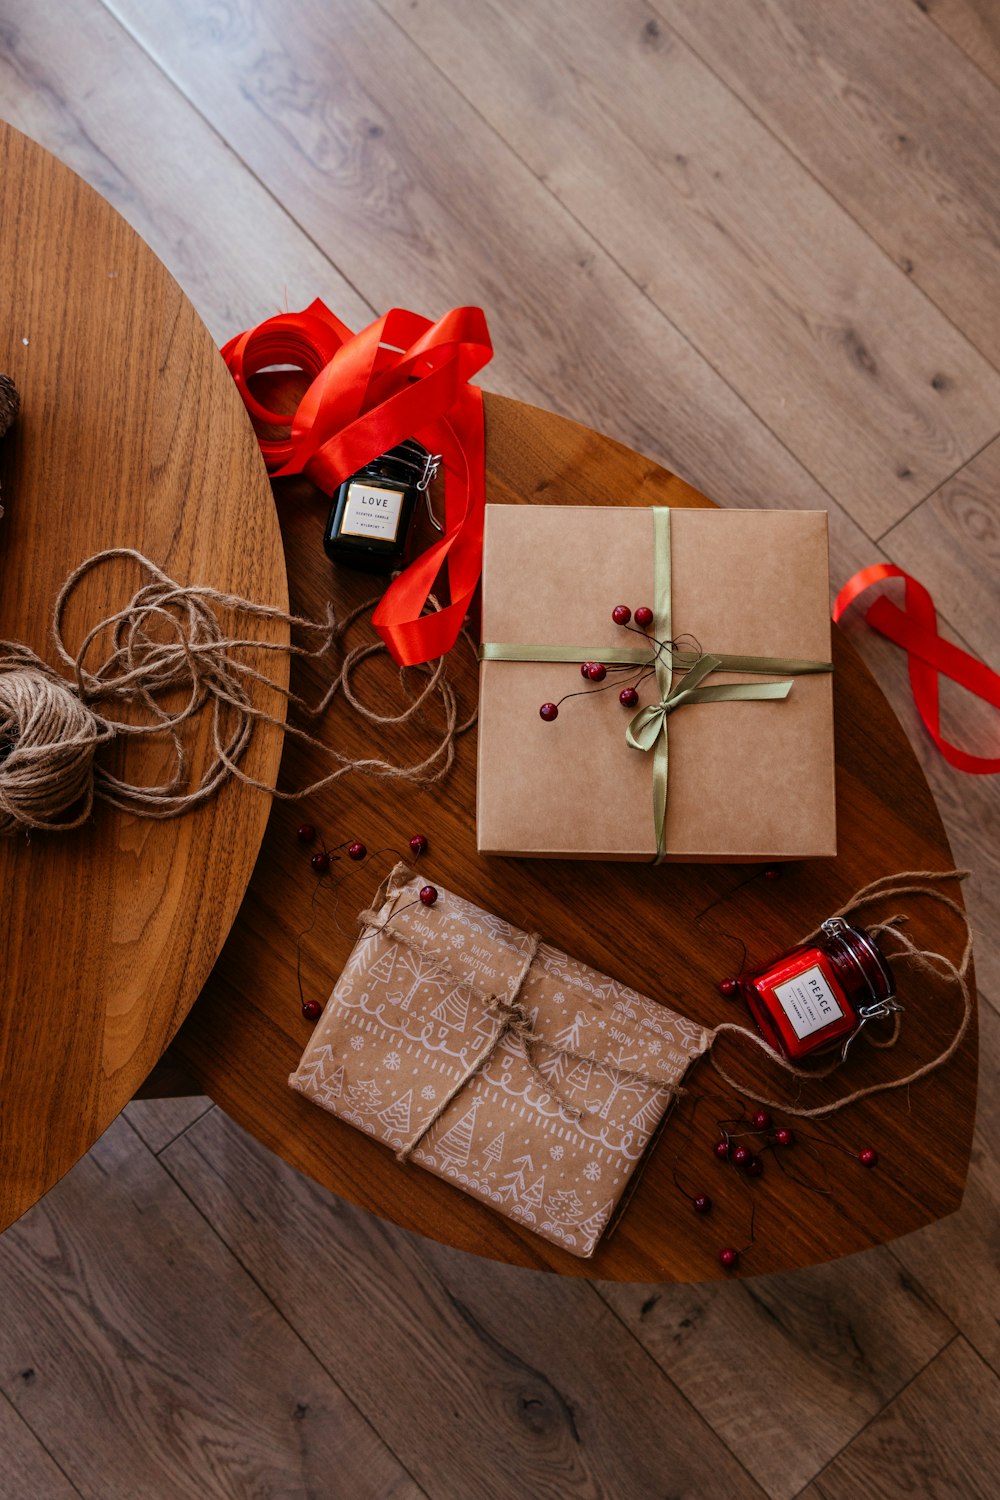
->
[480,506,833,861]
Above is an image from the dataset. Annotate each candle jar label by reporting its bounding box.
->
[340,483,405,540]
[772,963,845,1040]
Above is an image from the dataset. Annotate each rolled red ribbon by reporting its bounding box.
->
[221,301,492,666]
[833,563,1000,773]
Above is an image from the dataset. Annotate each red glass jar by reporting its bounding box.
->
[739,917,898,1061]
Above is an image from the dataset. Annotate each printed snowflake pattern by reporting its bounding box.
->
[289,865,709,1262]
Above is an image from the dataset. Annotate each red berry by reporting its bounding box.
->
[752,1109,772,1131]
[775,1127,795,1148]
[539,702,559,721]
[612,605,632,626]
[858,1147,879,1168]
[409,834,428,857]
[731,1145,751,1169]
[581,661,595,678]
[719,977,739,998]
[714,1139,731,1161]
[311,851,331,873]
[348,841,366,861]
[619,687,639,708]
[693,1194,712,1214]
[764,866,781,880]
[746,1155,764,1178]
[419,885,438,906]
[586,663,607,682]
[297,823,317,844]
[634,606,654,629]
[719,1246,740,1269]
[302,1000,322,1021]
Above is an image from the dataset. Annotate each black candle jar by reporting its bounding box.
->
[323,439,441,573]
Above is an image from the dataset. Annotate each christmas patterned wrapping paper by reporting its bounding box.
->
[289,863,709,1258]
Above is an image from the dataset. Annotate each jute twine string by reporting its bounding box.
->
[708,870,973,1118]
[356,889,681,1159]
[0,547,476,834]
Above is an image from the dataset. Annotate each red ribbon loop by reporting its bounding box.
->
[833,564,1000,773]
[221,301,492,666]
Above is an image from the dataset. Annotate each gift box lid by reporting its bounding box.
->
[477,504,835,861]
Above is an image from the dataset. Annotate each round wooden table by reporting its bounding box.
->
[0,125,288,1232]
[173,392,978,1280]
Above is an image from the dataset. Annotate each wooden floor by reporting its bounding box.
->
[2,1,999,1494]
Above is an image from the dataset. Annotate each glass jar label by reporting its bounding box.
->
[341,482,404,540]
[772,964,846,1040]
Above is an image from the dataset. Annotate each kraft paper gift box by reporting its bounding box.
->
[477,504,836,861]
[289,864,709,1259]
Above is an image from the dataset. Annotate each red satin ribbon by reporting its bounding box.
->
[221,301,492,666]
[833,564,1000,773]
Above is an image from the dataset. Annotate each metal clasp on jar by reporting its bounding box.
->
[839,996,905,1061]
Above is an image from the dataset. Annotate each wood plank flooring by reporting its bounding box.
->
[1,0,998,1494]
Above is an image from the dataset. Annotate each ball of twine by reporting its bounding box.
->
[0,646,112,832]
[0,548,476,835]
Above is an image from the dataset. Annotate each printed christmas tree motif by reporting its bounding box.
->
[345,1078,383,1113]
[544,1188,584,1225]
[391,946,450,1012]
[538,1048,568,1086]
[563,1058,594,1095]
[628,1092,664,1134]
[430,985,471,1033]
[319,1063,345,1104]
[520,1174,546,1214]
[577,1200,614,1246]
[553,1011,590,1053]
[295,1044,339,1093]
[366,946,398,988]
[435,1097,481,1168]
[480,912,515,943]
[482,1131,505,1172]
[498,1153,534,1201]
[593,1047,649,1120]
[376,1089,413,1139]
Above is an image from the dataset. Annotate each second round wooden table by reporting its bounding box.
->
[171,393,977,1281]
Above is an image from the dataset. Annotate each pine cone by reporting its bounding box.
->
[0,373,19,438]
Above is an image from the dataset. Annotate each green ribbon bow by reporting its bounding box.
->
[480,507,833,861]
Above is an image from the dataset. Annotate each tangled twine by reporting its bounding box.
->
[708,871,973,1116]
[0,548,476,834]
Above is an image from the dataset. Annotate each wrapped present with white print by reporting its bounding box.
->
[289,863,709,1258]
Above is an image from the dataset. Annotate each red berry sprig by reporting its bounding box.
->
[538,602,672,721]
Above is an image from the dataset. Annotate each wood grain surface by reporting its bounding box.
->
[0,122,289,1230]
[169,392,978,1281]
[799,1336,1000,1500]
[1,0,998,1490]
[0,1116,422,1500]
[377,0,1000,535]
[163,1107,770,1500]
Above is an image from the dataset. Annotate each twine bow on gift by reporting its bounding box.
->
[356,894,678,1162]
[383,933,589,1161]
